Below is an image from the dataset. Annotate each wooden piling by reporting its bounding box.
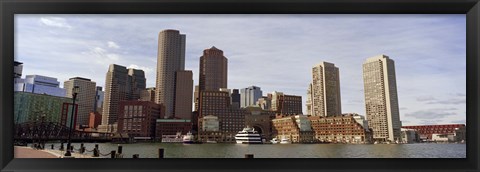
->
[158,148,164,158]
[110,150,116,158]
[245,154,254,158]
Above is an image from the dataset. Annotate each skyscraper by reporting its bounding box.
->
[199,46,228,91]
[231,89,240,109]
[14,75,66,97]
[310,61,341,117]
[240,86,262,108]
[362,54,401,142]
[64,77,97,126]
[155,29,192,119]
[102,64,146,125]
[305,83,313,116]
[174,70,193,120]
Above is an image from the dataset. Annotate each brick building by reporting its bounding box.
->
[155,119,192,140]
[117,101,163,139]
[402,124,466,142]
[271,114,315,143]
[308,114,372,143]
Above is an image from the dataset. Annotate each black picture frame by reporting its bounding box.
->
[1,0,479,172]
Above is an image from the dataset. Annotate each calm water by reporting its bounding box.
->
[43,142,466,158]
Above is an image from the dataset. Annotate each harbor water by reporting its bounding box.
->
[42,142,466,158]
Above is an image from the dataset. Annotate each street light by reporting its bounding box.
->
[65,86,79,156]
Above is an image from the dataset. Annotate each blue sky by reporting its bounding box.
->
[15,14,466,126]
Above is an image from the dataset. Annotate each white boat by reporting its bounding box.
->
[235,126,262,144]
[279,136,291,144]
[183,131,195,144]
[205,140,217,144]
[270,138,279,144]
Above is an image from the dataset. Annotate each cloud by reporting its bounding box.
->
[416,96,436,102]
[405,108,458,119]
[39,17,72,29]
[82,47,121,65]
[108,41,120,49]
[426,98,466,105]
[128,64,153,74]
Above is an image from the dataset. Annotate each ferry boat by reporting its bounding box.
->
[183,131,195,144]
[235,127,263,144]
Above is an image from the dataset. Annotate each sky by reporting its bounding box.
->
[14,14,466,126]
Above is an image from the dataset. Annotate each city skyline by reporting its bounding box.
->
[15,14,466,126]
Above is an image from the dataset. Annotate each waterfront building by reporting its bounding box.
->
[199,46,228,91]
[400,128,419,144]
[346,113,369,130]
[271,114,315,143]
[198,90,248,142]
[231,89,240,109]
[102,64,146,125]
[88,111,102,129]
[174,70,193,120]
[309,114,372,143]
[402,124,466,142]
[363,55,401,142]
[200,115,219,131]
[156,29,193,119]
[155,119,192,141]
[270,91,303,115]
[64,77,97,126]
[244,106,274,140]
[310,61,341,117]
[94,86,104,113]
[117,101,164,139]
[240,86,263,108]
[97,123,118,134]
[14,91,72,124]
[140,87,156,102]
[14,75,66,97]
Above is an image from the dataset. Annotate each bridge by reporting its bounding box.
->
[14,121,113,144]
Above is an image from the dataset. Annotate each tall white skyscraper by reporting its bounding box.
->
[309,61,341,117]
[363,54,401,142]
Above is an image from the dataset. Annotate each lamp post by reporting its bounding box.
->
[65,86,79,156]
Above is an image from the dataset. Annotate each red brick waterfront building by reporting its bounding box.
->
[271,114,315,143]
[401,124,466,141]
[308,114,372,143]
[117,101,164,138]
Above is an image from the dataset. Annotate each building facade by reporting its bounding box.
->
[140,87,156,102]
[306,83,313,116]
[402,124,465,142]
[231,89,240,109]
[174,70,193,119]
[117,101,163,138]
[88,111,102,129]
[271,114,315,143]
[155,29,188,118]
[14,61,23,81]
[199,46,228,91]
[270,91,303,115]
[256,96,271,110]
[363,55,401,142]
[94,86,104,113]
[198,90,248,142]
[102,64,146,125]
[400,128,419,143]
[155,119,192,140]
[240,86,262,108]
[310,61,341,117]
[64,77,97,126]
[308,114,372,143]
[14,75,66,97]
[14,91,72,124]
